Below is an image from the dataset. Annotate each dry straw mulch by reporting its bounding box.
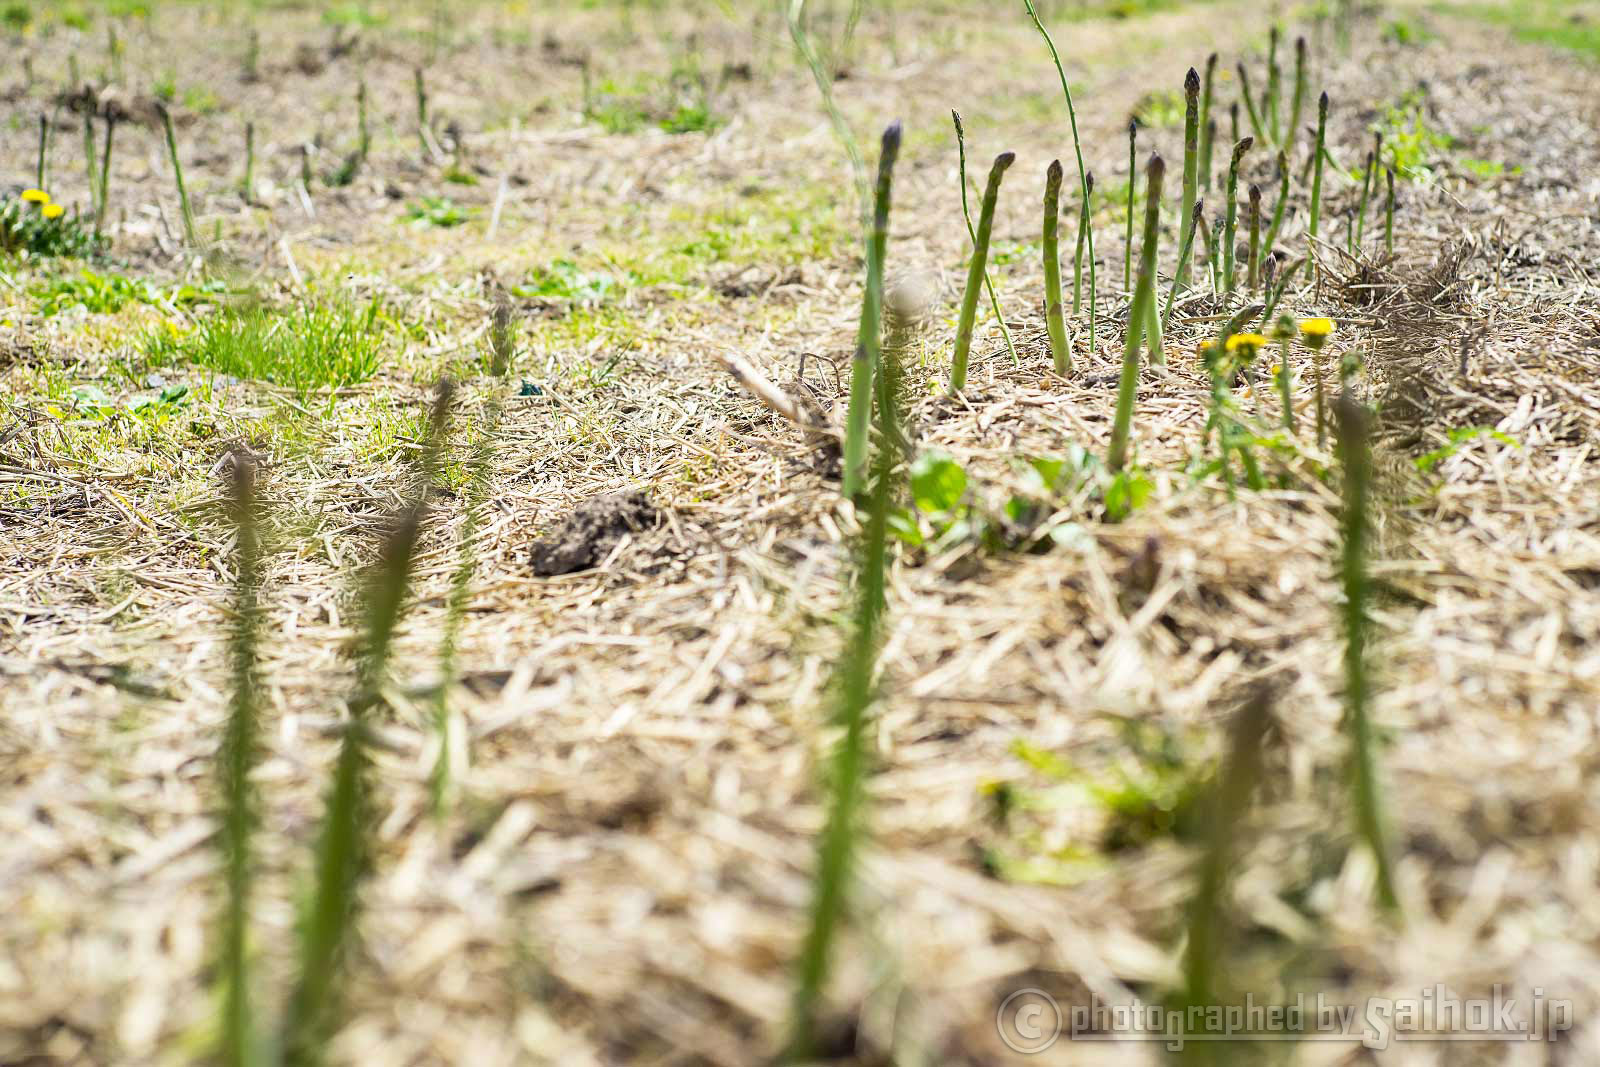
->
[3,3,1600,1065]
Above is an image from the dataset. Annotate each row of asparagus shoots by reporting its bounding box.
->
[210,324,521,1065]
[795,5,1400,1054]
[917,38,1399,423]
[208,134,1398,1067]
[38,61,443,252]
[803,131,1398,1060]
[182,4,1398,1056]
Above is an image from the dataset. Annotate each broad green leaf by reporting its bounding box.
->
[910,450,966,514]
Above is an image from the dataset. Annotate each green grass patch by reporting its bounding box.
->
[585,75,724,135]
[150,299,386,393]
[1131,87,1186,128]
[1458,157,1518,179]
[404,196,472,228]
[983,723,1212,886]
[1,1,31,31]
[1053,0,1187,19]
[1382,16,1437,46]
[1370,95,1455,182]
[321,2,386,28]
[666,182,848,267]
[511,259,634,307]
[1443,0,1600,59]
[33,269,225,317]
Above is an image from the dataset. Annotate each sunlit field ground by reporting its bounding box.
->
[3,0,1599,1064]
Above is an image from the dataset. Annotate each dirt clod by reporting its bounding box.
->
[529,491,661,576]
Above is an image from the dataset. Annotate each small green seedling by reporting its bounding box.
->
[405,196,471,228]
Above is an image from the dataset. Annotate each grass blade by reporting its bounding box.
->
[1023,0,1096,343]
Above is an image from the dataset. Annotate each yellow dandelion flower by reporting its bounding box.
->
[41,203,64,220]
[1225,332,1267,353]
[1299,317,1335,340]
[20,188,50,205]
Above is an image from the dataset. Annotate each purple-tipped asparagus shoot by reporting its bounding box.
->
[949,150,1015,393]
[1108,153,1166,473]
[1043,160,1071,374]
